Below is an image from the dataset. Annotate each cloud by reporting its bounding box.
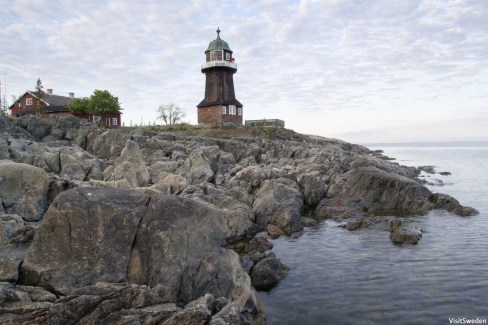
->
[1,0,487,141]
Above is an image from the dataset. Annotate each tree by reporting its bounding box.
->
[66,89,121,115]
[157,103,185,125]
[90,90,122,115]
[67,97,90,114]
[35,77,44,95]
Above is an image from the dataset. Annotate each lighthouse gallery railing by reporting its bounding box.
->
[201,61,237,70]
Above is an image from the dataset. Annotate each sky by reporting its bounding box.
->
[1,0,488,144]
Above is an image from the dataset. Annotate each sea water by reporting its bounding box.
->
[259,142,488,325]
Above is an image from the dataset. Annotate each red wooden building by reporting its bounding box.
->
[9,89,121,127]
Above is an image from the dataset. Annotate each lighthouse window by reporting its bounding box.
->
[225,52,230,61]
[222,106,226,114]
[211,50,222,61]
[229,105,236,115]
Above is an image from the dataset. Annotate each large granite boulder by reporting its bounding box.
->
[59,145,105,181]
[177,147,219,185]
[325,166,433,214]
[250,253,289,291]
[86,130,131,159]
[297,171,328,207]
[20,187,251,308]
[113,140,150,187]
[21,115,51,140]
[0,160,49,221]
[252,178,304,234]
[182,188,256,242]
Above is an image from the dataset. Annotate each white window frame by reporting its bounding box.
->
[238,107,242,115]
[221,106,226,114]
[18,103,21,107]
[112,117,118,126]
[26,98,33,105]
[229,105,236,115]
[225,52,230,61]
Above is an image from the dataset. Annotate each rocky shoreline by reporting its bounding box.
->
[0,115,478,324]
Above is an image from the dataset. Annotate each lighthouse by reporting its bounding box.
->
[197,28,243,125]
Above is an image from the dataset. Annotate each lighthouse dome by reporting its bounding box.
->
[206,28,232,53]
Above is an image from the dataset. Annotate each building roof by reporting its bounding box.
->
[206,28,232,53]
[197,98,243,108]
[9,91,75,110]
[29,91,75,106]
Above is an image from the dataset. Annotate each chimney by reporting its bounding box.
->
[47,89,53,95]
[69,92,74,98]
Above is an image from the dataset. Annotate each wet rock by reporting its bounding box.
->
[430,193,479,216]
[427,179,444,186]
[266,224,285,238]
[0,160,49,221]
[227,236,273,257]
[439,171,451,176]
[250,253,289,291]
[342,215,373,231]
[301,217,318,227]
[389,219,422,245]
[418,165,436,174]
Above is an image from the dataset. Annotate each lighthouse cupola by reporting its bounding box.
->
[204,28,234,67]
[197,28,243,125]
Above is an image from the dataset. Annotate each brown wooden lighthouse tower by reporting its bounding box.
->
[197,28,243,125]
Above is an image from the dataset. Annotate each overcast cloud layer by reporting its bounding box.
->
[1,0,487,143]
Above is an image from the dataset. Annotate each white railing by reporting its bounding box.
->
[201,60,237,70]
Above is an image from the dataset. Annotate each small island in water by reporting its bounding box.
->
[0,114,478,324]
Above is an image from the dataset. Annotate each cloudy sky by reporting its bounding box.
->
[1,0,487,143]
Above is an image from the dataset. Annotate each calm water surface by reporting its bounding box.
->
[259,144,488,325]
